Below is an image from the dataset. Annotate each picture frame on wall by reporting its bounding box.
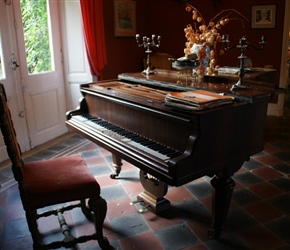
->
[114,0,136,37]
[251,5,276,29]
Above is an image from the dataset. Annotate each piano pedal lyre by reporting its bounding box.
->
[136,170,171,214]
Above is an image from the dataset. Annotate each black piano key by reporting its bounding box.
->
[134,139,149,144]
[166,152,181,158]
[148,144,165,150]
[98,121,109,126]
[91,120,105,125]
[148,143,166,149]
[124,133,138,138]
[140,140,154,146]
[112,127,124,131]
[159,148,175,154]
[130,136,147,142]
[117,130,131,136]
[89,117,101,122]
[106,125,119,130]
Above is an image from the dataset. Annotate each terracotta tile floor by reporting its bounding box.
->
[0,115,289,250]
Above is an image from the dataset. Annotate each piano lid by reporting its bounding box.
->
[118,69,279,103]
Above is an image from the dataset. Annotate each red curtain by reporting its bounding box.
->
[80,0,107,79]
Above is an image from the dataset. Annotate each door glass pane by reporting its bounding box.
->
[20,0,53,74]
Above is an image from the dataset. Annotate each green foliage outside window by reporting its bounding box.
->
[21,0,52,74]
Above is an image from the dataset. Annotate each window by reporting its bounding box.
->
[20,0,53,74]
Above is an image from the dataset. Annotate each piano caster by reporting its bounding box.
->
[110,173,119,179]
[110,154,122,179]
[207,228,221,239]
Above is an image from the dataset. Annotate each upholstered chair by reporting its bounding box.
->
[0,83,110,249]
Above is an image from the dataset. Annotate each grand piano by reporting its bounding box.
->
[66,69,280,238]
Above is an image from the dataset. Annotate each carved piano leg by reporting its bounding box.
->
[208,174,235,239]
[136,170,171,214]
[110,154,123,179]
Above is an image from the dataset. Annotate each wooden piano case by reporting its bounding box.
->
[66,70,281,238]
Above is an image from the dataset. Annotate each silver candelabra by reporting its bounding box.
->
[136,34,161,75]
[222,35,266,90]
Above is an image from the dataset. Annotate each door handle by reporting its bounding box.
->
[11,54,19,70]
[12,60,19,70]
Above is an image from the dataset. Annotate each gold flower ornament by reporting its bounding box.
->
[184,3,249,76]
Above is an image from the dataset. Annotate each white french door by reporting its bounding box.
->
[0,0,30,160]
[0,0,67,161]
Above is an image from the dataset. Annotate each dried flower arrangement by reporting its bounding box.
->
[183,3,249,76]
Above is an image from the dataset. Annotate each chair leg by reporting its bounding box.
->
[25,208,43,249]
[20,188,43,248]
[81,199,93,221]
[88,196,110,250]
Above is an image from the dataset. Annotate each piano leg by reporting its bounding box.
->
[208,174,235,239]
[136,170,171,214]
[110,154,123,179]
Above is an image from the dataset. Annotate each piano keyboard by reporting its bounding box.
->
[71,114,182,161]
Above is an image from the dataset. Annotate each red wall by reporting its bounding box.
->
[102,0,285,82]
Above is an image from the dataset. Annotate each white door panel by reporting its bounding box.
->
[0,0,67,161]
[13,0,67,148]
[0,0,30,160]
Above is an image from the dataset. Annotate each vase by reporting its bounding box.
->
[190,43,210,79]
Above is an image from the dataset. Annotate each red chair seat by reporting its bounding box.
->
[22,154,100,208]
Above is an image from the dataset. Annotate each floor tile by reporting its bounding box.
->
[254,154,283,166]
[233,171,263,187]
[249,182,283,199]
[263,143,283,154]
[237,225,285,250]
[269,194,290,214]
[106,197,138,219]
[266,217,290,244]
[269,177,290,192]
[166,186,195,204]
[109,213,150,239]
[186,218,212,243]
[101,184,128,201]
[232,189,261,206]
[273,151,290,162]
[272,162,290,174]
[141,208,182,231]
[244,200,284,223]
[185,181,212,198]
[172,199,212,222]
[242,158,264,170]
[204,234,250,250]
[252,166,284,180]
[0,236,33,250]
[1,218,30,241]
[154,223,200,249]
[225,207,258,232]
[119,231,163,250]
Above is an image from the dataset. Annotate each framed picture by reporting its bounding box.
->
[114,0,136,37]
[251,5,276,29]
